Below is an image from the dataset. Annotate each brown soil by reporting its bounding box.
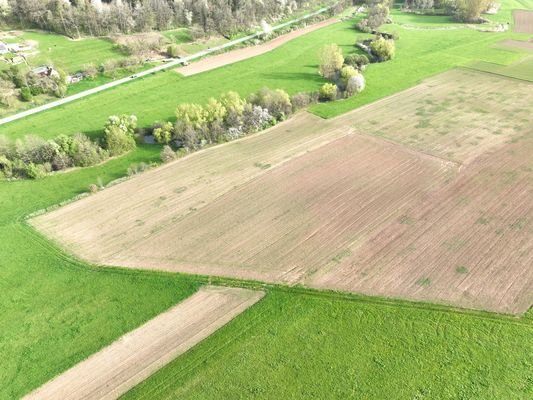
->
[499,38,533,52]
[178,18,339,76]
[23,286,264,400]
[513,10,533,34]
[32,70,533,315]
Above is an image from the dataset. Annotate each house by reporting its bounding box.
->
[31,65,59,79]
[0,42,8,55]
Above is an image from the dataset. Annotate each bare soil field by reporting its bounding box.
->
[32,70,533,314]
[24,286,264,400]
[499,38,533,52]
[513,10,533,33]
[178,18,339,76]
[334,69,533,165]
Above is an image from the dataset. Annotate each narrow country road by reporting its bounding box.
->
[0,5,336,127]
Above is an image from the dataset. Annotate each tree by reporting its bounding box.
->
[455,0,489,22]
[104,125,136,156]
[319,44,344,80]
[153,122,174,144]
[160,145,177,163]
[370,36,395,61]
[319,83,337,101]
[219,91,245,116]
[340,65,359,89]
[175,103,207,130]
[204,97,227,123]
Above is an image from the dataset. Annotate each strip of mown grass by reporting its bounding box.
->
[123,288,533,399]
[2,5,530,140]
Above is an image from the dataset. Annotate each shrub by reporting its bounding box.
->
[82,64,98,80]
[455,0,489,22]
[370,36,395,61]
[242,104,274,133]
[175,103,207,131]
[220,91,246,116]
[344,54,369,69]
[104,125,136,156]
[319,83,338,101]
[153,122,174,144]
[291,92,315,111]
[167,44,179,57]
[70,133,105,167]
[248,87,292,121]
[104,114,138,137]
[127,162,151,176]
[340,65,359,89]
[88,184,99,194]
[205,98,227,123]
[25,163,47,180]
[345,74,366,97]
[20,87,33,102]
[160,145,177,163]
[318,44,344,80]
[0,155,13,178]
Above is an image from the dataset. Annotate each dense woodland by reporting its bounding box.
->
[0,0,343,38]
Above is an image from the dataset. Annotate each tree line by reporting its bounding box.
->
[0,0,339,38]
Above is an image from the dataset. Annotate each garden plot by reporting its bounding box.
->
[513,10,533,33]
[334,69,532,164]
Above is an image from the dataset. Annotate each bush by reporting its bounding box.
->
[340,65,359,89]
[0,155,13,178]
[248,87,292,121]
[167,44,179,57]
[318,44,344,80]
[319,83,338,101]
[175,103,207,131]
[455,0,489,22]
[127,162,151,176]
[242,104,274,133]
[344,54,369,69]
[104,125,136,156]
[345,74,366,97]
[153,122,174,144]
[88,184,99,194]
[160,145,177,163]
[82,64,98,80]
[25,163,47,179]
[20,87,33,102]
[220,91,246,116]
[370,36,395,61]
[70,133,105,167]
[291,92,317,111]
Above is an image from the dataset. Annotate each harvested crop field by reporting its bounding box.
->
[24,286,264,400]
[178,18,339,76]
[33,70,533,314]
[334,69,533,164]
[513,10,533,33]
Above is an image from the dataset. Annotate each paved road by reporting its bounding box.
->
[0,5,335,127]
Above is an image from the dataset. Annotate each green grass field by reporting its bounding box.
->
[468,55,533,82]
[123,289,533,399]
[1,2,533,398]
[1,30,127,73]
[2,3,531,140]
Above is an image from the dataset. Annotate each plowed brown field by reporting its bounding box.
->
[32,70,533,314]
[513,10,533,33]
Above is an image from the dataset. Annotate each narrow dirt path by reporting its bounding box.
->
[23,286,264,400]
[178,17,340,76]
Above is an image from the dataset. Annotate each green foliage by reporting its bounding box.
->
[319,83,338,101]
[153,122,174,145]
[344,54,369,69]
[104,126,136,157]
[20,87,33,102]
[175,103,207,130]
[160,145,177,163]
[219,91,246,116]
[319,44,344,80]
[340,65,359,87]
[370,36,396,61]
[455,0,490,22]
[248,87,292,120]
[204,98,227,123]
[167,44,179,58]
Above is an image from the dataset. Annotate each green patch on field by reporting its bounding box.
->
[467,56,533,82]
[123,290,533,399]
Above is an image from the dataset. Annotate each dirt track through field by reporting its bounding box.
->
[32,70,533,314]
[178,18,339,76]
[23,286,264,400]
[513,10,533,33]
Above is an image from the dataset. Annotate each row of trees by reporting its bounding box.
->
[1,0,336,38]
[154,87,318,155]
[0,114,137,179]
[403,0,498,23]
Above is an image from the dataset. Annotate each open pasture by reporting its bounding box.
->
[33,69,533,314]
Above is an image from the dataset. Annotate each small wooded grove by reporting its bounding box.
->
[0,87,321,180]
[0,0,346,38]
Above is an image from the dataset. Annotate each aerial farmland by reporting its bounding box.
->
[1,0,532,399]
